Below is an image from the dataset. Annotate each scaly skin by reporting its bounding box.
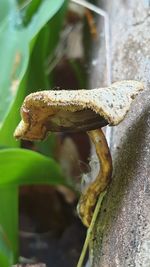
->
[77,128,112,227]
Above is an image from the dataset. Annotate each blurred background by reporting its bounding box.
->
[0,1,102,266]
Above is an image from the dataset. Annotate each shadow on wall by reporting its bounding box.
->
[94,104,150,234]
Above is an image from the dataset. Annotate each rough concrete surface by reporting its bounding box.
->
[89,0,150,266]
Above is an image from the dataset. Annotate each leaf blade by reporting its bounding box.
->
[0,0,65,127]
[0,148,67,186]
[0,188,18,266]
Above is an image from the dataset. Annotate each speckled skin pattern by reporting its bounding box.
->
[14,80,143,141]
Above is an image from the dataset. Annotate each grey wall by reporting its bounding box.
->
[89,1,150,266]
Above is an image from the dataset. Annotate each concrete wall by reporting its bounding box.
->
[89,1,150,266]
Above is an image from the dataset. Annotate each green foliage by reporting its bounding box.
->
[0,226,13,267]
[0,148,67,187]
[0,0,68,148]
[0,0,69,265]
[0,0,65,126]
[0,188,18,264]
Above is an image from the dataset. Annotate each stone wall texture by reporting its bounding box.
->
[90,1,150,266]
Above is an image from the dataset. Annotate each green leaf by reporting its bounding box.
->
[0,225,14,267]
[20,0,43,27]
[0,147,70,263]
[0,0,10,23]
[0,148,68,186]
[0,0,64,128]
[35,134,56,158]
[0,72,28,147]
[0,188,18,265]
[0,2,68,264]
[0,1,68,147]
